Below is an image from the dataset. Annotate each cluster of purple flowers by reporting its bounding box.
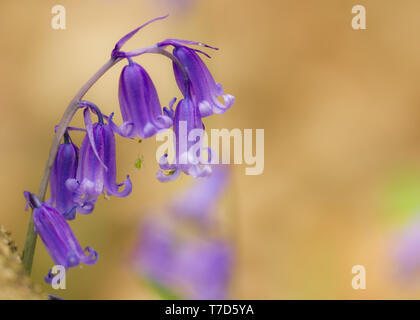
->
[24,16,234,281]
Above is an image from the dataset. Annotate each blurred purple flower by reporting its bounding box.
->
[48,131,78,220]
[118,59,172,139]
[133,165,233,299]
[155,0,197,15]
[24,192,98,282]
[66,104,132,214]
[133,218,233,300]
[393,217,420,276]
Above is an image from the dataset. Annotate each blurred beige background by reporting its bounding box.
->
[2,0,420,299]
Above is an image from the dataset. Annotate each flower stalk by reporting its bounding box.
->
[22,57,121,275]
[22,52,190,275]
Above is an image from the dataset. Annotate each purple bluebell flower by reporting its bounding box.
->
[133,217,233,300]
[24,192,98,281]
[111,16,234,119]
[118,59,172,139]
[48,131,78,220]
[159,41,234,117]
[66,104,132,214]
[157,96,212,182]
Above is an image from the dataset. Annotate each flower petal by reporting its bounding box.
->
[107,112,136,138]
[83,108,107,170]
[156,168,181,182]
[112,15,169,58]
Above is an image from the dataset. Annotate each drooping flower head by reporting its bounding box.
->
[111,16,234,120]
[157,95,212,182]
[48,131,78,220]
[66,102,132,214]
[111,16,234,183]
[159,39,235,117]
[118,58,172,139]
[23,191,98,281]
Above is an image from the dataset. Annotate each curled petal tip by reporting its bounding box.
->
[108,113,136,138]
[156,169,181,182]
[83,246,98,265]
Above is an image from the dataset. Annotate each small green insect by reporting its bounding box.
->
[135,155,144,169]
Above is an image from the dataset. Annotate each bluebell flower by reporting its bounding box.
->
[48,131,78,220]
[118,58,172,139]
[157,96,212,182]
[158,40,234,117]
[66,104,132,214]
[24,192,98,281]
[111,16,234,119]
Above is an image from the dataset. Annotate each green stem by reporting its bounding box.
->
[22,215,36,274]
[22,57,122,275]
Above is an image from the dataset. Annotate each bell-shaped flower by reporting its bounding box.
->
[118,59,172,139]
[111,16,233,119]
[168,44,234,117]
[157,96,212,182]
[24,192,98,282]
[48,131,78,220]
[66,106,132,214]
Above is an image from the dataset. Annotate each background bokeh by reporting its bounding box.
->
[2,0,420,299]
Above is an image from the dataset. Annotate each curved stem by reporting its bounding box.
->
[22,47,188,275]
[151,48,190,95]
[22,57,122,275]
